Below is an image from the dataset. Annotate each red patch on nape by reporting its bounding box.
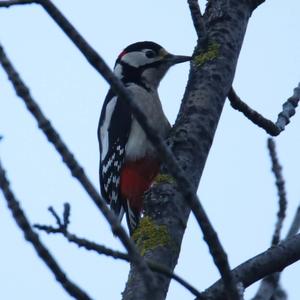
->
[118,50,127,60]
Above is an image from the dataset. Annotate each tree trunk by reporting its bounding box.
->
[122,1,253,299]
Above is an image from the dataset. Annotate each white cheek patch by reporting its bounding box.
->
[122,51,159,68]
[114,64,123,78]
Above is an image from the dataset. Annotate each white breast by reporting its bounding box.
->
[125,84,170,161]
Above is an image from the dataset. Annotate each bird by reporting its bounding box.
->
[98,41,190,234]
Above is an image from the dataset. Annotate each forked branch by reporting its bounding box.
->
[228,86,300,136]
[187,0,207,41]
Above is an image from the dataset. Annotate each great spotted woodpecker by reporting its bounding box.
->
[98,41,190,234]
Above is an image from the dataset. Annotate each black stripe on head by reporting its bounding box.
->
[123,41,163,53]
[117,41,163,62]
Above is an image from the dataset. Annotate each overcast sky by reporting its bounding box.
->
[1,1,300,299]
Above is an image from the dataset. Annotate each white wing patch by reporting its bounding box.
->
[100,96,117,159]
[127,200,137,229]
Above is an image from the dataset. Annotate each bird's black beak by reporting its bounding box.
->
[164,54,191,65]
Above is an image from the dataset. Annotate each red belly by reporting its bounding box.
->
[120,158,160,212]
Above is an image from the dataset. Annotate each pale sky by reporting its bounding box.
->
[1,1,300,299]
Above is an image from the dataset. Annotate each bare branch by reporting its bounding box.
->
[63,202,71,230]
[34,204,202,298]
[0,0,34,7]
[187,0,207,40]
[48,206,63,227]
[228,85,300,136]
[0,161,92,300]
[252,203,300,300]
[251,138,288,300]
[35,204,129,260]
[0,43,156,295]
[212,200,300,300]
[267,138,287,246]
[199,233,300,300]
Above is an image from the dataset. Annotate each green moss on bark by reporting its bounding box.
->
[132,216,170,256]
[194,42,220,67]
[154,173,175,184]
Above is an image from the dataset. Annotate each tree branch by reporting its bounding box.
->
[200,233,300,300]
[34,204,202,298]
[228,86,300,136]
[267,138,287,246]
[0,42,156,296]
[250,138,288,300]
[252,202,300,300]
[187,0,207,41]
[0,161,92,300]
[0,0,35,7]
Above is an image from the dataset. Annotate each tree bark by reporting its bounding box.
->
[122,0,253,299]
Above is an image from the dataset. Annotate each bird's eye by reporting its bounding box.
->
[145,50,156,58]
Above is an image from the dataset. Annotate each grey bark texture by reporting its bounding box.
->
[122,1,252,299]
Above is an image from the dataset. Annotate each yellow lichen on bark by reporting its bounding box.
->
[194,42,220,67]
[153,173,175,184]
[132,216,170,256]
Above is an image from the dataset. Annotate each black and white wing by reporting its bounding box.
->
[98,89,132,220]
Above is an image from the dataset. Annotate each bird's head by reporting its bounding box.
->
[114,41,191,89]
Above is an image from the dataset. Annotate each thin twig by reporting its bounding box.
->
[0,43,156,294]
[35,223,129,260]
[250,139,288,300]
[228,86,300,136]
[0,1,238,298]
[34,204,202,298]
[63,202,70,230]
[0,161,92,300]
[48,206,62,227]
[267,138,287,246]
[0,0,34,7]
[187,0,207,40]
